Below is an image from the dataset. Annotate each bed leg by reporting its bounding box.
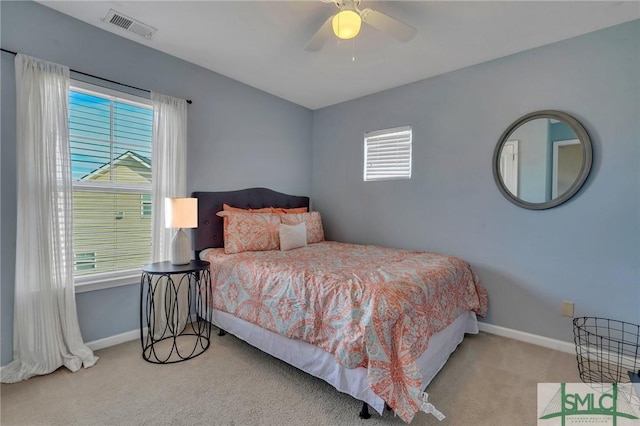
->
[359,402,371,419]
[217,328,226,336]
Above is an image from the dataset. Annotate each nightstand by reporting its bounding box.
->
[140,260,212,363]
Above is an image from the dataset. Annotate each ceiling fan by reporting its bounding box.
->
[305,0,417,52]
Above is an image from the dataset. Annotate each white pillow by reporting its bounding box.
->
[279,222,307,251]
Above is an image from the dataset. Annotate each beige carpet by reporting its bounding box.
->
[1,331,580,425]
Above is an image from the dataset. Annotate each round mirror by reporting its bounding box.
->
[492,110,592,210]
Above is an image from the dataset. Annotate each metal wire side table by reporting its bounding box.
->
[140,260,211,364]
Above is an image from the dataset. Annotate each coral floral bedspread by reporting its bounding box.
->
[201,241,488,423]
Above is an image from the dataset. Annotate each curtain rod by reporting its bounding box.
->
[1,48,192,104]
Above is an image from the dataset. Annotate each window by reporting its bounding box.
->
[70,82,153,282]
[364,125,412,181]
[140,194,152,218]
[74,252,96,271]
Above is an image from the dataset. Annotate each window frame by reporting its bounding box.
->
[70,80,153,292]
[363,125,412,182]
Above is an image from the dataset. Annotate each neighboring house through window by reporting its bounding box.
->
[70,81,153,284]
[364,125,412,181]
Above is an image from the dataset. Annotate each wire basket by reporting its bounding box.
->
[573,316,640,384]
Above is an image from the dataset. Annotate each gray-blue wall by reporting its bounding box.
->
[1,0,638,367]
[0,1,312,366]
[311,19,640,342]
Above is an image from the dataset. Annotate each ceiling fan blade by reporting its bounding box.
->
[305,16,335,52]
[360,8,416,42]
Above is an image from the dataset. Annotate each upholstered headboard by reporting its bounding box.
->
[191,188,310,253]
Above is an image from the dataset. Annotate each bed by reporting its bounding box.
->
[192,188,488,423]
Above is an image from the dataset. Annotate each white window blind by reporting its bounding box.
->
[70,82,153,279]
[364,125,412,181]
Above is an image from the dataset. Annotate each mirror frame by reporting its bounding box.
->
[492,110,593,210]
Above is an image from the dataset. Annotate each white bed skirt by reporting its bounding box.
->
[199,305,478,415]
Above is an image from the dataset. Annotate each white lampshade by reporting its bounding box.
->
[164,198,198,229]
[164,197,198,265]
[332,10,361,40]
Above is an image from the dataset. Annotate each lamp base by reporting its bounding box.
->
[170,228,191,265]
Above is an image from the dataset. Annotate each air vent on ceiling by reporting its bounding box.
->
[102,9,157,39]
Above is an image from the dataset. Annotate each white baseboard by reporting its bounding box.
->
[1,329,145,369]
[86,319,574,355]
[86,329,142,351]
[478,322,575,355]
[86,314,197,352]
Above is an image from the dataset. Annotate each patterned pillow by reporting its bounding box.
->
[223,204,307,214]
[216,211,280,254]
[223,204,273,213]
[273,207,308,214]
[279,212,324,244]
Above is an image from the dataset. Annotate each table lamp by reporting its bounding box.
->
[164,197,198,265]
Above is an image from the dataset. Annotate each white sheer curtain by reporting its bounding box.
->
[1,54,98,383]
[150,92,188,338]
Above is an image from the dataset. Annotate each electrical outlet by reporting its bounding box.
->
[561,301,574,317]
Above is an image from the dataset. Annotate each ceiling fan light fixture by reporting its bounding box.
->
[332,10,361,40]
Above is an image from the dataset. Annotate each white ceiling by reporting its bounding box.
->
[37,1,639,110]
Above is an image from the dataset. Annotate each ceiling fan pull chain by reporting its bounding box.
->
[352,38,356,62]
